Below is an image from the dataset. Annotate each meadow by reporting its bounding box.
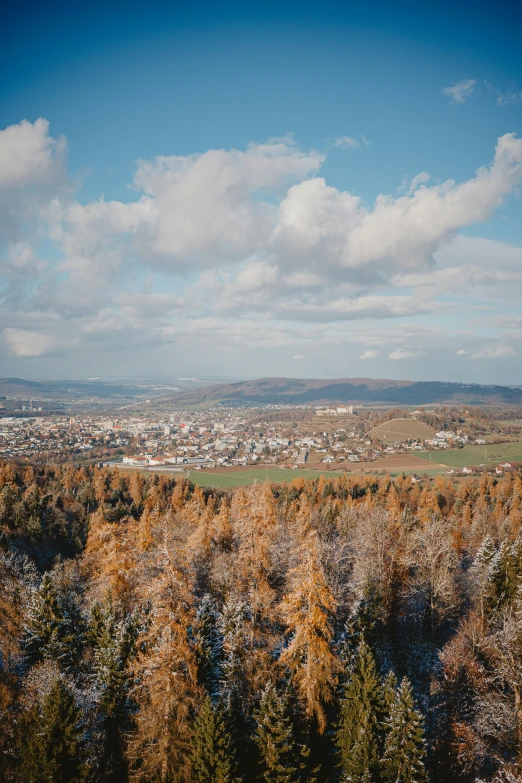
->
[367,417,436,443]
[188,466,338,487]
[188,461,448,487]
[415,440,522,468]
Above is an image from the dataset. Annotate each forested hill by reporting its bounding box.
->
[162,376,522,406]
[2,460,522,781]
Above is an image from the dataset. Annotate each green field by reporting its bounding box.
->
[188,464,450,487]
[188,467,344,487]
[415,441,522,469]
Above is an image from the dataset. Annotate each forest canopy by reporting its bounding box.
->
[1,461,522,782]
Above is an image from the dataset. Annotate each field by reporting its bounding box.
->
[188,466,341,487]
[187,455,448,487]
[415,441,522,469]
[367,418,436,443]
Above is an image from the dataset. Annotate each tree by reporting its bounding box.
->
[23,573,81,668]
[336,640,384,782]
[381,678,427,783]
[92,605,137,782]
[254,682,298,783]
[194,594,223,699]
[127,522,199,783]
[280,521,339,733]
[219,596,254,766]
[409,514,459,640]
[191,695,238,783]
[19,676,86,783]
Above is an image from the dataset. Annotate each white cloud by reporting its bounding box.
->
[335,135,371,150]
[3,328,75,357]
[272,133,522,281]
[456,348,469,355]
[0,119,68,248]
[0,118,66,189]
[389,348,416,360]
[130,138,323,264]
[443,79,476,104]
[472,345,517,359]
[485,81,522,107]
[401,171,431,195]
[497,91,522,107]
[2,119,522,382]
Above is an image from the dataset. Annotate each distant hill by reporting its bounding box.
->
[0,377,150,400]
[2,375,521,406]
[159,377,522,407]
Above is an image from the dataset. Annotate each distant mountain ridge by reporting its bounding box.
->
[1,375,521,406]
[0,377,149,400]
[161,376,522,406]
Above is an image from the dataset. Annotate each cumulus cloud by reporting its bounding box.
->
[2,118,522,379]
[271,133,522,282]
[0,119,68,246]
[389,348,416,360]
[0,118,66,189]
[443,79,476,104]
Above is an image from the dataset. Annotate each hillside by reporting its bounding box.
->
[368,418,437,443]
[159,377,522,407]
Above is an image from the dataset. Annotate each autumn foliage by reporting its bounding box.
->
[2,462,522,781]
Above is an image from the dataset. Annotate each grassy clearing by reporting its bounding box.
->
[415,441,522,469]
[188,467,338,487]
[367,418,436,443]
[188,463,449,487]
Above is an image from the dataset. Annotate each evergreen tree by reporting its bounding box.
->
[219,596,252,749]
[23,573,81,668]
[194,594,223,698]
[254,682,298,783]
[486,536,522,614]
[336,640,384,783]
[381,678,427,783]
[191,694,238,783]
[92,605,137,782]
[19,676,86,783]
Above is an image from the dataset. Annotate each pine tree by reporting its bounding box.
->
[19,676,86,783]
[23,573,81,668]
[486,535,522,614]
[219,596,254,776]
[254,682,298,783]
[194,594,223,698]
[191,695,238,783]
[91,604,137,782]
[336,640,384,782]
[381,678,427,783]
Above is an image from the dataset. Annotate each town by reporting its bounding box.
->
[2,401,521,480]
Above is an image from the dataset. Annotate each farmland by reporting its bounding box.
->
[415,440,522,468]
[187,457,448,487]
[188,466,342,487]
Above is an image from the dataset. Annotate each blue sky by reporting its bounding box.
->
[1,0,522,383]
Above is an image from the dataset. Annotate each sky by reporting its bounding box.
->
[1,0,522,384]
